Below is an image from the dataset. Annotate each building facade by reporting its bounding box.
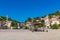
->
[51,15,60,25]
[44,15,50,28]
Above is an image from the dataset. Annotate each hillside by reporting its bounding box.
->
[43,11,60,19]
[0,16,20,29]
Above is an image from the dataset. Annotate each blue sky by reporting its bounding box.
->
[0,0,60,22]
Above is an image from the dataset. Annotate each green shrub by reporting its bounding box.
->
[24,26,29,29]
[13,26,18,29]
[51,24,59,29]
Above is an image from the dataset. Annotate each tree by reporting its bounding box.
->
[11,21,18,29]
[51,24,59,29]
[27,17,33,22]
[55,11,60,16]
[41,20,45,27]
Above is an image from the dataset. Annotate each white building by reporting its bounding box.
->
[51,15,60,25]
[44,15,50,28]
[5,21,12,28]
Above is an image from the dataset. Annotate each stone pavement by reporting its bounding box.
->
[0,29,60,40]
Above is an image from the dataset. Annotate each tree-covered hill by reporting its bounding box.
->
[41,11,60,19]
[0,16,20,23]
[0,16,20,29]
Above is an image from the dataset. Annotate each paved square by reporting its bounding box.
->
[0,29,60,40]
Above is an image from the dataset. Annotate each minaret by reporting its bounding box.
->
[17,23,20,29]
[6,15,8,22]
[5,15,8,28]
[5,15,12,29]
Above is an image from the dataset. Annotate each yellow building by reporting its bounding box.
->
[6,21,12,28]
